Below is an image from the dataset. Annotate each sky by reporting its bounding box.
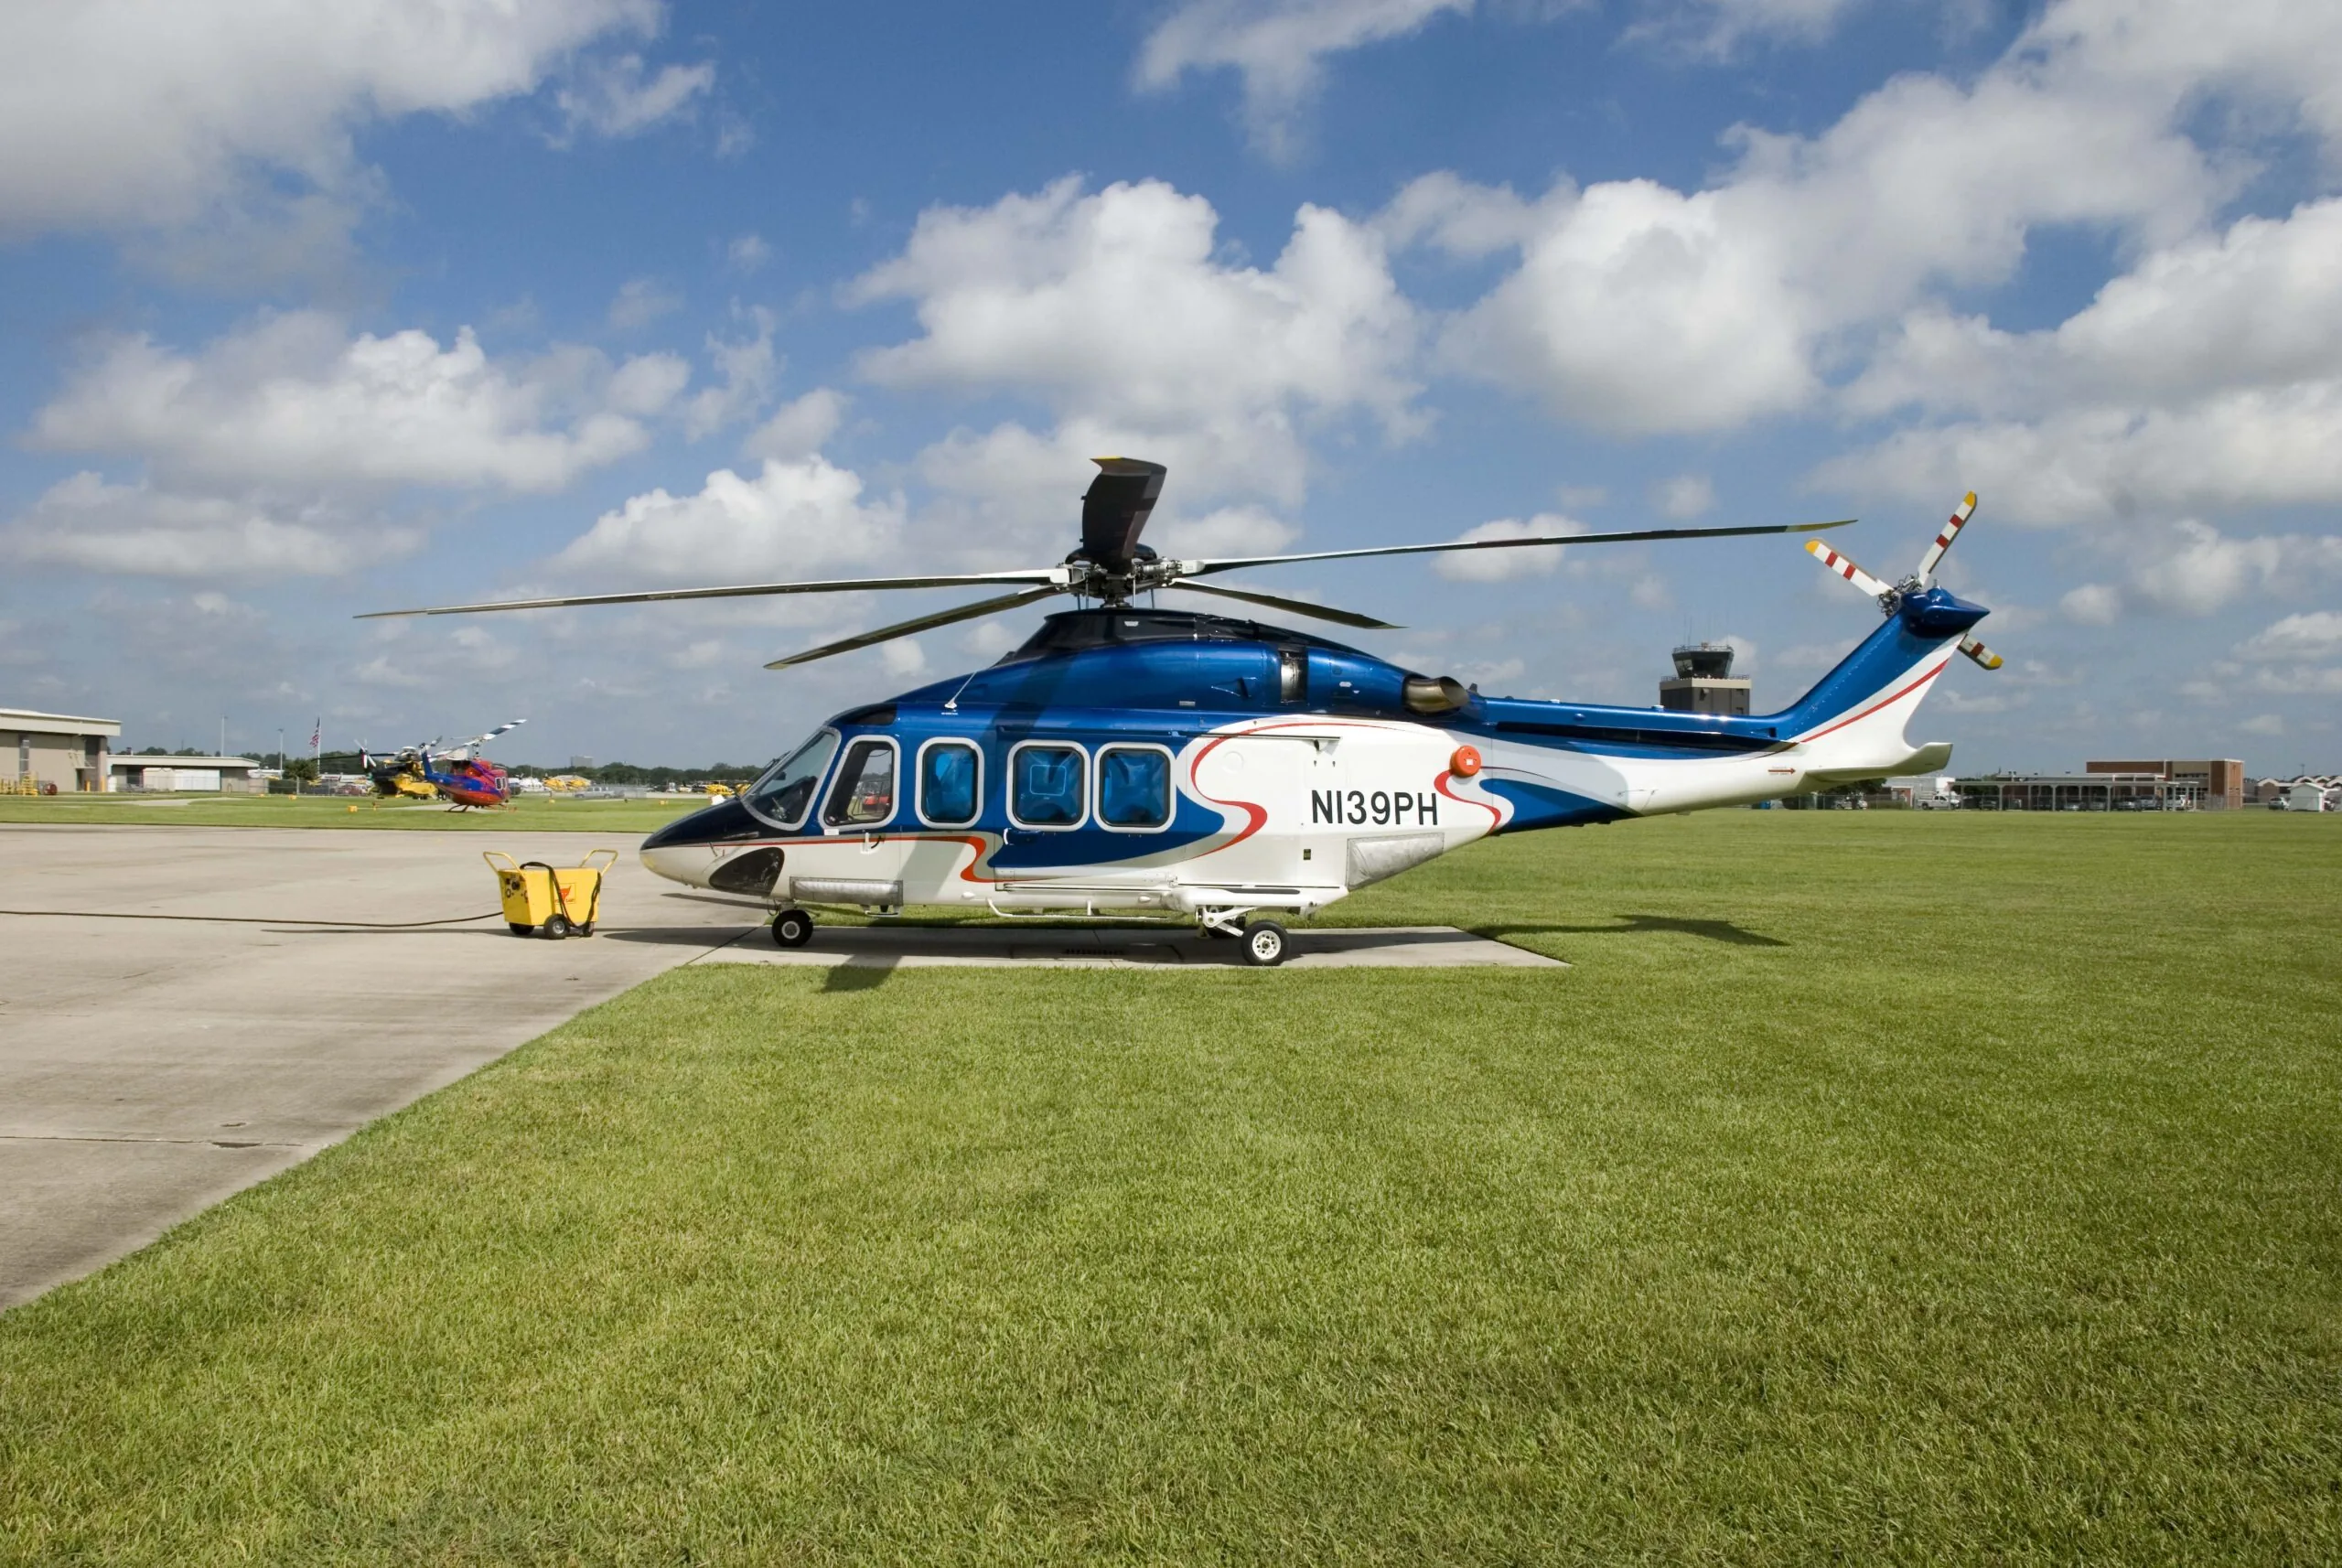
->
[2,0,2338,774]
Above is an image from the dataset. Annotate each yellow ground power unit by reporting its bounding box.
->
[485,849,618,939]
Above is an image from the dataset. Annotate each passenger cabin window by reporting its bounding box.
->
[822,738,897,827]
[1097,746,1171,830]
[1009,743,1086,829]
[917,740,981,827]
[745,729,838,830]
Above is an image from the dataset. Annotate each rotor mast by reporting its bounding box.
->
[1069,456,1167,607]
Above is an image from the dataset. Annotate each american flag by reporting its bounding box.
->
[308,718,320,751]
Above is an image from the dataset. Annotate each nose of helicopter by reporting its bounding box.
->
[639,796,764,886]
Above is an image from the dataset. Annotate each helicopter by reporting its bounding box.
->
[361,720,525,810]
[362,459,1999,964]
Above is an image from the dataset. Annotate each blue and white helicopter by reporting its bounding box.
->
[366,459,2001,964]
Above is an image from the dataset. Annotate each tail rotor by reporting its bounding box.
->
[1806,490,2003,673]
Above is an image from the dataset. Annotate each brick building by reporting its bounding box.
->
[2086,758,2245,811]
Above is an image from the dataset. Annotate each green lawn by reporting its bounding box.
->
[0,790,701,832]
[3,812,2338,1563]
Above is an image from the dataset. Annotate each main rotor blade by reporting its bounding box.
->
[357,568,1064,619]
[764,585,1066,669]
[445,718,524,755]
[1177,517,1855,578]
[1163,581,1400,630]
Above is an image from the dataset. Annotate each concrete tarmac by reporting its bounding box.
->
[1,823,1550,1310]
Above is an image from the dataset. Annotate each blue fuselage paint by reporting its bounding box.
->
[640,598,1983,912]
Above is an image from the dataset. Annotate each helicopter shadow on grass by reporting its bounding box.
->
[820,959,899,993]
[1473,914,1789,949]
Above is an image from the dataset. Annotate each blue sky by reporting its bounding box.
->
[3,0,2338,773]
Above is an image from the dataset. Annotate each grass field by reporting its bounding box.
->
[0,790,701,832]
[3,812,2338,1563]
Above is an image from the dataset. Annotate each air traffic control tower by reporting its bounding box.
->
[1659,642,1751,715]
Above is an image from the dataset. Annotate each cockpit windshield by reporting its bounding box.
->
[743,728,838,830]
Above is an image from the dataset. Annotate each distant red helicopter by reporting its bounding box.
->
[362,720,524,810]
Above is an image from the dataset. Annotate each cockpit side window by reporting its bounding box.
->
[917,740,981,827]
[1277,647,1307,705]
[822,738,897,827]
[744,729,838,830]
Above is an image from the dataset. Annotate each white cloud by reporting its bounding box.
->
[1629,574,1674,611]
[1374,171,1553,259]
[2236,611,2342,660]
[878,639,929,677]
[553,52,713,140]
[32,312,685,493]
[854,177,1420,560]
[1822,199,2342,526]
[14,312,697,582]
[1772,640,1843,672]
[2060,583,2122,625]
[1136,0,1473,159]
[1652,474,1714,519]
[1629,0,1875,59]
[854,178,1418,447]
[681,311,777,439]
[1152,505,1300,557]
[1,471,419,578]
[0,0,694,265]
[2036,524,2340,627]
[553,456,905,581]
[1436,179,1819,433]
[2238,712,2285,736]
[608,276,683,330]
[1403,0,2342,435]
[743,389,848,462]
[964,620,1024,657]
[1434,515,1583,582]
[725,233,771,273]
[2242,667,2342,696]
[2124,521,2293,617]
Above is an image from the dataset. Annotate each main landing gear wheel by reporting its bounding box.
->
[1240,919,1290,967]
[770,908,814,949]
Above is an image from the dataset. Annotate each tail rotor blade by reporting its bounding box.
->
[1806,540,1895,600]
[1917,491,1977,585]
[1960,635,2004,671]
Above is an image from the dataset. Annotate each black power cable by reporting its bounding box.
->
[0,908,505,929]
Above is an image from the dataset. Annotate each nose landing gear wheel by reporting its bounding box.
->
[1240,919,1289,967]
[770,908,814,949]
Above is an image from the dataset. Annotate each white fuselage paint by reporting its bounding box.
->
[639,640,1959,920]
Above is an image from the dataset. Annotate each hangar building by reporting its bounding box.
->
[2,706,117,793]
[106,755,266,792]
